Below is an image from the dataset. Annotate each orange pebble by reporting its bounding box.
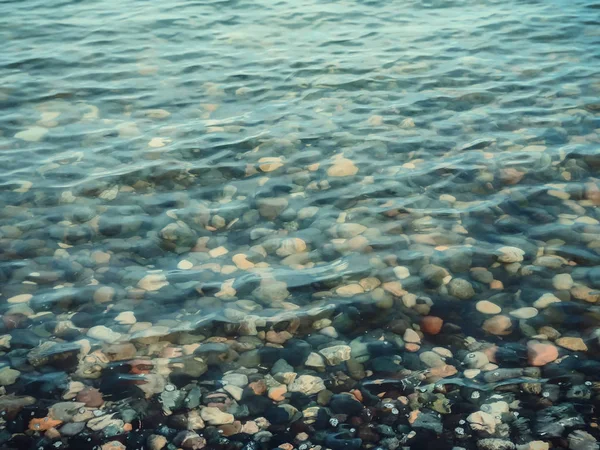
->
[490,280,504,290]
[351,389,363,403]
[408,410,420,424]
[123,423,133,432]
[421,316,443,335]
[405,343,420,352]
[29,417,63,432]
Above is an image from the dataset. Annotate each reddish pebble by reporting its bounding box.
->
[76,387,104,407]
[248,379,267,395]
[528,341,559,366]
[421,316,443,335]
[405,343,420,352]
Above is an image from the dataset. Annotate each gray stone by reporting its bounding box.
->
[448,278,475,300]
[256,197,288,220]
[319,345,351,365]
[289,375,325,395]
[222,373,248,387]
[49,402,86,422]
[0,367,20,385]
[420,264,448,288]
[271,359,294,375]
[60,422,86,437]
[477,439,516,450]
[568,430,599,450]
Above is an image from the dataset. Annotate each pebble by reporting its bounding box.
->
[393,266,411,279]
[320,345,351,365]
[421,316,443,335]
[556,337,588,352]
[468,410,496,434]
[200,407,234,425]
[448,278,475,300]
[327,158,358,177]
[15,126,48,142]
[305,352,326,368]
[87,326,122,344]
[0,366,20,385]
[464,352,489,369]
[533,293,561,309]
[177,260,194,270]
[510,307,538,319]
[289,375,325,395]
[553,273,574,290]
[7,294,32,304]
[527,341,559,366]
[482,315,512,335]
[476,301,501,314]
[115,311,136,325]
[404,328,421,344]
[497,246,525,263]
[138,273,169,291]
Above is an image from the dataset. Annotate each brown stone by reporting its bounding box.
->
[421,316,443,335]
[268,385,287,402]
[555,337,588,352]
[528,341,559,366]
[482,315,512,335]
[76,387,104,407]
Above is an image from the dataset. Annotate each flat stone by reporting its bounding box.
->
[305,352,326,369]
[510,307,538,319]
[7,294,32,304]
[404,329,421,344]
[200,407,234,425]
[289,375,325,395]
[533,293,561,309]
[93,286,115,304]
[138,273,168,291]
[497,247,525,263]
[257,197,288,220]
[15,126,48,142]
[327,158,358,177]
[222,373,248,387]
[336,284,364,297]
[319,345,351,365]
[115,311,136,325]
[556,337,588,352]
[394,266,411,279]
[87,326,122,344]
[527,341,559,366]
[476,301,501,315]
[0,367,20,385]
[468,410,496,434]
[553,274,574,290]
[482,315,512,336]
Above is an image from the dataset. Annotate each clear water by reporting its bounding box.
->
[1,0,600,448]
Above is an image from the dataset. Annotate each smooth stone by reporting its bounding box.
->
[510,307,538,319]
[177,260,194,270]
[403,329,421,344]
[476,301,501,315]
[553,274,574,290]
[556,337,588,352]
[394,266,411,279]
[138,273,169,291]
[497,247,525,263]
[448,278,475,300]
[7,294,32,304]
[93,286,115,304]
[115,311,136,325]
[256,197,288,220]
[87,326,122,344]
[482,315,512,336]
[464,352,489,369]
[533,293,561,309]
[419,351,445,368]
[0,367,20,385]
[327,158,358,177]
[568,430,598,450]
[527,341,559,366]
[15,126,48,142]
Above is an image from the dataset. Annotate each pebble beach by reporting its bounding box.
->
[1,0,600,449]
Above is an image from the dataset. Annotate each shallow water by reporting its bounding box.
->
[1,0,600,448]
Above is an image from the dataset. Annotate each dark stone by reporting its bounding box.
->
[410,410,443,434]
[282,339,311,366]
[329,394,363,416]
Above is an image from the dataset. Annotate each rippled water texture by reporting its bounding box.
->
[1,0,600,448]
